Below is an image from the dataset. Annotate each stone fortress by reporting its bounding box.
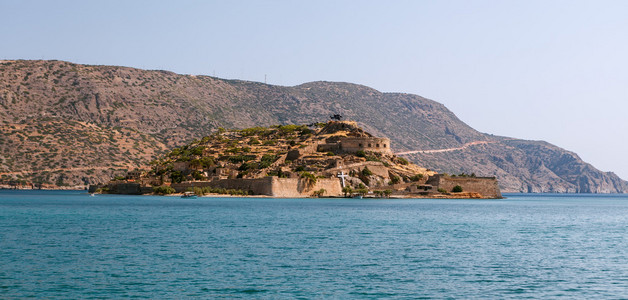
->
[315,120,392,155]
[91,120,501,199]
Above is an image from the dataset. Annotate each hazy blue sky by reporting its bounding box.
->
[2,0,627,178]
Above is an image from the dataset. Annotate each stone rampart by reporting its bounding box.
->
[171,177,342,198]
[172,177,274,195]
[317,143,341,153]
[108,182,143,194]
[339,137,392,154]
[271,177,342,197]
[427,175,502,198]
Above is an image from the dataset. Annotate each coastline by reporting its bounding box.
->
[90,191,500,199]
[0,185,87,191]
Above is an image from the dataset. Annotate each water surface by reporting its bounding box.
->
[1,191,627,298]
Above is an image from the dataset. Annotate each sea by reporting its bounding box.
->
[1,190,627,299]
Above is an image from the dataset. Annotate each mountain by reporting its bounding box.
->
[0,59,626,192]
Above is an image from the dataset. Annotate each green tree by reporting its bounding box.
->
[153,185,175,195]
[342,186,353,197]
[361,166,373,176]
[312,188,326,197]
[170,171,184,183]
[300,171,317,187]
[191,171,204,180]
[191,146,204,156]
[189,159,202,169]
[452,185,463,193]
[200,157,215,168]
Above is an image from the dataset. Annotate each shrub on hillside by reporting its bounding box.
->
[410,174,424,181]
[397,157,409,165]
[361,166,373,176]
[153,185,175,195]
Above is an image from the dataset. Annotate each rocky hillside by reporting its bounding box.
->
[141,121,432,190]
[1,60,626,192]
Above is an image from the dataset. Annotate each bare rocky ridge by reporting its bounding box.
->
[1,60,626,192]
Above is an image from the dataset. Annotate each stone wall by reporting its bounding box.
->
[171,176,343,198]
[173,161,190,172]
[317,143,341,153]
[286,142,320,160]
[108,182,143,194]
[339,137,392,155]
[172,177,274,195]
[427,175,502,198]
[270,177,342,198]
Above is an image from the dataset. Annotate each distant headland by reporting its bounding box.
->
[90,119,502,199]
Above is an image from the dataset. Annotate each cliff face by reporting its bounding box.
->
[0,60,625,192]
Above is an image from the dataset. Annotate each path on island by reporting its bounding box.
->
[395,140,498,155]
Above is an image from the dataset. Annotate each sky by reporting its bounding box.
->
[1,0,627,179]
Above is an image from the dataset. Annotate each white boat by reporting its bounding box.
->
[181,192,197,198]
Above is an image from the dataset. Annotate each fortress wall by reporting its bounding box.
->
[286,142,320,160]
[317,143,340,153]
[107,182,142,194]
[170,181,213,192]
[429,175,502,198]
[172,177,274,195]
[170,177,342,197]
[339,137,392,154]
[212,178,275,195]
[270,177,343,197]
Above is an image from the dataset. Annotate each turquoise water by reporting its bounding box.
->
[1,191,628,299]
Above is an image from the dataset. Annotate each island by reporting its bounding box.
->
[90,120,502,198]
